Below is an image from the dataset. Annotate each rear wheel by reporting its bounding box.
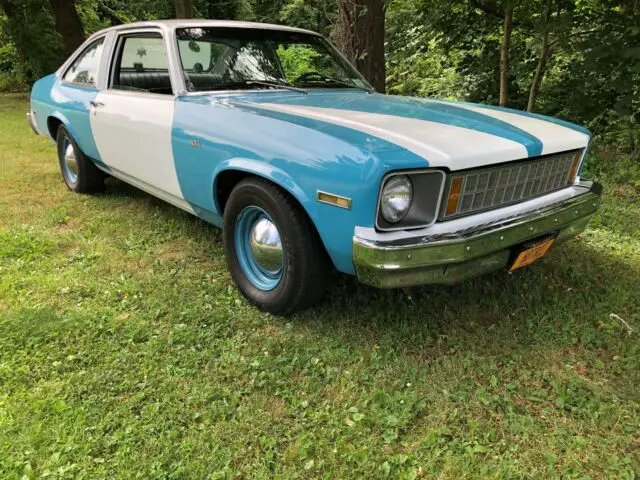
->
[56,125,104,193]
[223,178,330,315]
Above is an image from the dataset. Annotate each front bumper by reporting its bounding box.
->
[353,181,602,288]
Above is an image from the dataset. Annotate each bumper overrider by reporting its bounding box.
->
[353,181,602,288]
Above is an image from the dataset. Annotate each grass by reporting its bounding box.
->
[0,93,638,479]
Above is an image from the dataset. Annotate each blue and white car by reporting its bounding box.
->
[28,20,602,314]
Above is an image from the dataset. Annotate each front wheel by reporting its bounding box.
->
[223,178,330,315]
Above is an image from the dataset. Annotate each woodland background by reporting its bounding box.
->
[0,0,638,177]
[0,2,639,477]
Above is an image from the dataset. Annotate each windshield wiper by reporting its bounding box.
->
[245,79,308,94]
[295,73,374,93]
[322,76,375,93]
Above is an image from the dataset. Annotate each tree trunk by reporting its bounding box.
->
[499,2,514,107]
[527,0,553,112]
[175,0,194,19]
[335,0,386,93]
[48,0,85,56]
[527,39,550,112]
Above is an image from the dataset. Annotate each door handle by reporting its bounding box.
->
[90,100,104,108]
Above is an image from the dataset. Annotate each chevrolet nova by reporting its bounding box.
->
[28,20,602,314]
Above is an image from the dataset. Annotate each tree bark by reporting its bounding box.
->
[499,2,514,107]
[527,0,553,112]
[48,0,85,56]
[335,0,386,93]
[175,0,194,19]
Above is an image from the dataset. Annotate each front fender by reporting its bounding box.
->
[213,159,312,214]
[211,159,365,274]
[172,94,427,275]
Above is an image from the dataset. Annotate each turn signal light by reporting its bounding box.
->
[317,191,352,209]
[567,151,582,184]
[445,176,464,216]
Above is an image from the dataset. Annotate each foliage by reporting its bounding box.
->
[0,0,637,158]
[1,94,639,478]
[277,44,321,83]
[384,0,640,157]
[0,0,65,82]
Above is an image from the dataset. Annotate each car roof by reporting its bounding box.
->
[96,20,320,37]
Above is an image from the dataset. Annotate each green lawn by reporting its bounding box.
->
[1,93,638,479]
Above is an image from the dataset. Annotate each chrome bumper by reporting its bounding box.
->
[353,181,602,288]
[27,112,39,135]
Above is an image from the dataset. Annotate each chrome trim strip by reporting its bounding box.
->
[99,165,198,216]
[316,190,352,209]
[353,181,602,288]
[375,169,446,232]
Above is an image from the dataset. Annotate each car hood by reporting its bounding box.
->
[228,91,591,171]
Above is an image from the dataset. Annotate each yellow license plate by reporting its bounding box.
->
[509,237,555,272]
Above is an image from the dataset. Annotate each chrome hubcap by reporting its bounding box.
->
[235,206,284,291]
[249,217,283,272]
[62,138,78,183]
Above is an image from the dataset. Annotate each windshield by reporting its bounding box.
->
[175,27,372,92]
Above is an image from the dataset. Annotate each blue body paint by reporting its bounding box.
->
[439,99,592,137]
[260,93,546,156]
[30,74,108,169]
[171,91,430,274]
[169,90,592,274]
[32,78,591,276]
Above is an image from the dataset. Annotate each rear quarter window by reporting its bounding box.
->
[63,37,105,86]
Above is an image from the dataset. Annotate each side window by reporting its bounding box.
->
[111,33,173,95]
[63,37,105,87]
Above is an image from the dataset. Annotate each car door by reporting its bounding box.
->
[90,29,185,203]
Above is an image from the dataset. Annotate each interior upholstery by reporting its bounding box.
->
[117,71,225,94]
[118,71,173,94]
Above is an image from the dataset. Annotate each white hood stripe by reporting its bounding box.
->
[437,102,591,155]
[251,103,529,170]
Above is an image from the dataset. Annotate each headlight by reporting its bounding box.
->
[376,170,446,231]
[380,175,413,223]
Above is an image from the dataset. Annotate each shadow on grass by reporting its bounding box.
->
[304,239,639,356]
[102,177,638,356]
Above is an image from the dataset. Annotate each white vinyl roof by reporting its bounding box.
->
[99,19,319,36]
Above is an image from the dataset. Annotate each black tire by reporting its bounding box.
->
[223,177,330,315]
[56,125,104,193]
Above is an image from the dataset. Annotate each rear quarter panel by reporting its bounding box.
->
[30,73,103,162]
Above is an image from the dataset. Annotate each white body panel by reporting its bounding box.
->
[251,103,531,170]
[90,90,184,199]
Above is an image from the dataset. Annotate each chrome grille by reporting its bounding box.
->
[441,150,582,220]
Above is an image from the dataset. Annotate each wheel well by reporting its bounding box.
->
[47,116,63,140]
[215,170,332,264]
[215,170,253,214]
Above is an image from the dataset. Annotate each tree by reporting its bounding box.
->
[175,0,194,18]
[527,0,552,112]
[499,1,513,106]
[48,0,85,55]
[335,0,386,92]
[0,0,65,81]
